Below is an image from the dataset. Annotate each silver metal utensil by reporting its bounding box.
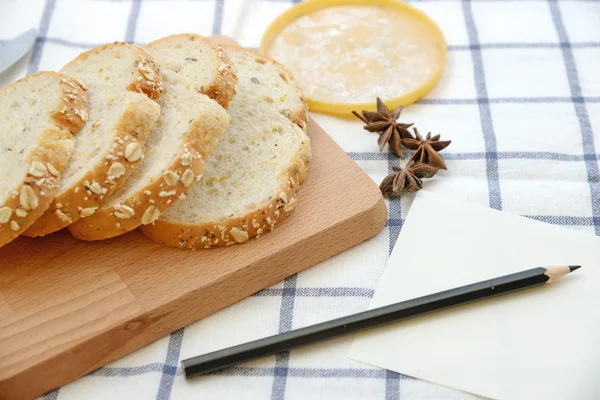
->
[0,29,37,76]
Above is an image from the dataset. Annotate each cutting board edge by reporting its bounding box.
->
[0,195,387,400]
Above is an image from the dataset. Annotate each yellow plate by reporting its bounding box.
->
[260,0,447,117]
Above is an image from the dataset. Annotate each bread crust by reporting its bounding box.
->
[51,75,89,131]
[67,36,235,240]
[141,47,311,249]
[208,45,238,109]
[0,72,88,247]
[23,43,163,237]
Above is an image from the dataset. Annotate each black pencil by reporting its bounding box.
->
[182,265,580,378]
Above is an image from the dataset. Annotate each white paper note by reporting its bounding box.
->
[349,191,600,399]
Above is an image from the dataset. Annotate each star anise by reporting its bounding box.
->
[379,161,438,197]
[352,98,413,158]
[402,128,451,170]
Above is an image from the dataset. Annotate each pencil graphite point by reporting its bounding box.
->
[568,265,581,272]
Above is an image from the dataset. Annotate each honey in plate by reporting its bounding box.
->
[266,5,444,106]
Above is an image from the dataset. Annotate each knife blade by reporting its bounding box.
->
[0,29,37,76]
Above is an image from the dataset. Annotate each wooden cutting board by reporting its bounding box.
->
[0,117,387,399]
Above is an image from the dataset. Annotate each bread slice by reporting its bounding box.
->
[24,43,163,237]
[68,34,237,240]
[0,71,87,247]
[141,47,310,249]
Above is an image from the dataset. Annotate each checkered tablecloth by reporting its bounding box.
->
[1,0,599,398]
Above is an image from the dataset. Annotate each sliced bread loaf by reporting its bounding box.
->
[68,34,236,240]
[0,71,88,247]
[141,47,310,249]
[24,43,163,237]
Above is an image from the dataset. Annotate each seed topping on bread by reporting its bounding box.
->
[130,55,164,100]
[53,77,89,129]
[0,72,88,247]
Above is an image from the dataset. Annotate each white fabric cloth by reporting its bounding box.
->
[1,0,599,398]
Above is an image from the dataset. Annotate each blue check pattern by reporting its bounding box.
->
[1,0,597,398]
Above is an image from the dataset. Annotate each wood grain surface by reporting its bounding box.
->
[0,118,387,399]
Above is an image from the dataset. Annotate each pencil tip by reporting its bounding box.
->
[568,265,581,273]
